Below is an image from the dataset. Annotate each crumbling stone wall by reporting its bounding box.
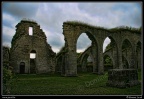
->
[55,46,68,76]
[9,20,141,76]
[10,20,56,74]
[3,46,10,68]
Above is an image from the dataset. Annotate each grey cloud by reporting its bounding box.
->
[78,3,113,17]
[47,33,64,49]
[2,34,12,44]
[3,19,14,28]
[3,2,39,18]
[36,3,64,31]
[77,33,91,50]
[78,3,142,28]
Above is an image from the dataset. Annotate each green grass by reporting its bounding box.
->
[8,71,142,95]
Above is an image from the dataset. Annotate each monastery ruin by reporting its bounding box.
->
[3,19,141,88]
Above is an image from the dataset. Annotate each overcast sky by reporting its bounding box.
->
[2,2,142,53]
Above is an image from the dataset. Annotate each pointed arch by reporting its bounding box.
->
[75,31,98,74]
[103,36,118,69]
[76,33,91,53]
[122,55,129,69]
[29,27,33,35]
[122,39,133,68]
[76,31,98,50]
[103,36,118,53]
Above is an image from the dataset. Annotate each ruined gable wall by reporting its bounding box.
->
[10,20,56,74]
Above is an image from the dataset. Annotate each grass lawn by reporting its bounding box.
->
[8,70,142,95]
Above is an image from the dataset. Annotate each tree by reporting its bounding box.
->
[104,56,112,65]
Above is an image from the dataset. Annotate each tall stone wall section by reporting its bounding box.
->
[10,20,56,74]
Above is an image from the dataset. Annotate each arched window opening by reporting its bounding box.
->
[77,33,91,53]
[80,54,93,73]
[122,39,132,51]
[103,36,118,68]
[122,39,133,68]
[30,50,36,59]
[103,37,111,53]
[76,32,98,74]
[29,27,33,35]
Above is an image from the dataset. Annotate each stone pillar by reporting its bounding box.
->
[80,53,90,72]
[135,42,141,69]
[112,47,118,69]
[129,44,137,69]
[81,58,87,72]
[117,45,123,69]
[61,54,66,76]
[129,54,136,69]
[64,51,77,76]
[97,43,104,74]
[91,45,98,73]
[63,27,77,76]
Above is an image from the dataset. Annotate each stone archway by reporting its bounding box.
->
[20,62,25,74]
[77,46,98,73]
[61,21,141,77]
[76,31,98,75]
[102,36,118,69]
[80,53,94,73]
[63,22,104,76]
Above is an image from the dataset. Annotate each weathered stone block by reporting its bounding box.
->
[106,69,140,88]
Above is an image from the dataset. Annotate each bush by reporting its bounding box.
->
[3,66,13,94]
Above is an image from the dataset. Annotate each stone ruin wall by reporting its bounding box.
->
[10,20,56,74]
[58,21,141,76]
[6,20,141,76]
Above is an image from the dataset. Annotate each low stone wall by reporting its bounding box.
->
[106,69,140,88]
